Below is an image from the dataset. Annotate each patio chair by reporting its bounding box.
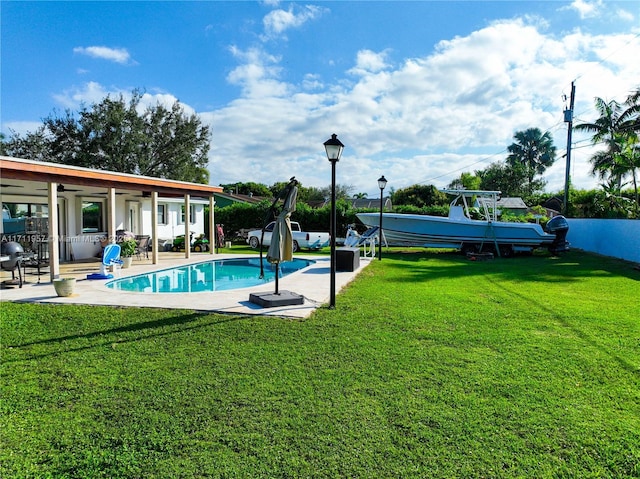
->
[87,243,123,280]
[134,235,150,260]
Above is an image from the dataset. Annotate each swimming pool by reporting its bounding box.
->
[106,257,315,293]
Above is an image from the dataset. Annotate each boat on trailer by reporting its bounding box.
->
[356,189,569,256]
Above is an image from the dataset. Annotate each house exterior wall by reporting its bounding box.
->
[1,193,208,260]
[566,219,640,264]
[153,198,207,243]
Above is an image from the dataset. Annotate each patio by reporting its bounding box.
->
[0,252,372,318]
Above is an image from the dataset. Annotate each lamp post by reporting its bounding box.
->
[324,134,344,309]
[377,175,387,261]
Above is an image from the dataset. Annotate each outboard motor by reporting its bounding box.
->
[545,215,570,254]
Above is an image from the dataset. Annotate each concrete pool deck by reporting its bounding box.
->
[0,252,373,318]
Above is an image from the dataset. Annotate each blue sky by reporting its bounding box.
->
[2,1,639,197]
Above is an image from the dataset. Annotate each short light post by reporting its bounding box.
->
[377,175,387,261]
[324,134,344,309]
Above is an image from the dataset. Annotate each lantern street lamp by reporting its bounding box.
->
[324,134,344,309]
[377,175,387,261]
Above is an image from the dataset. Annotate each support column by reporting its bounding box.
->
[107,187,116,243]
[47,182,60,281]
[151,191,159,264]
[184,194,190,259]
[209,196,215,255]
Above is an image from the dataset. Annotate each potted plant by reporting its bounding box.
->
[120,238,137,268]
[53,277,76,297]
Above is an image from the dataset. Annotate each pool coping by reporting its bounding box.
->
[0,254,373,319]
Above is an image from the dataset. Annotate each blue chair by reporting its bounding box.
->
[87,243,123,280]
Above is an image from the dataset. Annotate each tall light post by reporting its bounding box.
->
[324,134,344,309]
[377,175,387,261]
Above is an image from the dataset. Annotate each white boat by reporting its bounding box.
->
[356,189,569,256]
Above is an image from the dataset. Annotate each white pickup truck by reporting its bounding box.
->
[247,221,330,252]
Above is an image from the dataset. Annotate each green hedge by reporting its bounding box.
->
[212,199,361,241]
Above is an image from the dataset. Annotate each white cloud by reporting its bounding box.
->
[348,50,391,76]
[73,46,134,65]
[615,8,635,23]
[564,0,603,19]
[302,73,323,91]
[226,46,288,98]
[261,4,326,40]
[52,81,113,109]
[204,18,640,195]
[52,82,190,116]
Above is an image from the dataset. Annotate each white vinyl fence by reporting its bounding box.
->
[565,219,640,264]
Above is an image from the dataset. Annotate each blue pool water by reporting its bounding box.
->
[106,257,315,293]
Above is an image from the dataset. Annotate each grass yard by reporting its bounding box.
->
[1,250,639,478]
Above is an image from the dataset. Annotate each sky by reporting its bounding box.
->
[2,1,639,198]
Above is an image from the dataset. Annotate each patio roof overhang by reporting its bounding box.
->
[0,156,222,198]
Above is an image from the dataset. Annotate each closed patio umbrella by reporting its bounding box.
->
[266,180,298,293]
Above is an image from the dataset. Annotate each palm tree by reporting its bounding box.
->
[506,128,556,195]
[624,88,640,135]
[574,94,638,189]
[612,133,640,216]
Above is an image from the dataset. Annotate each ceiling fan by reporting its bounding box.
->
[36,184,83,192]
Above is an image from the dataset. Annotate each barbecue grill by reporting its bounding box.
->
[1,241,25,288]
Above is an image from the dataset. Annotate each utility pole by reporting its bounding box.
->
[563,81,576,216]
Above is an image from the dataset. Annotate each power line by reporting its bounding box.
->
[418,148,508,185]
[573,32,640,84]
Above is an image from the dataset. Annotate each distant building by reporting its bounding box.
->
[477,196,560,218]
[214,191,267,208]
[496,197,529,216]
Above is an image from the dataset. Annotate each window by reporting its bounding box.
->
[180,205,196,224]
[2,202,48,236]
[3,203,30,218]
[82,201,103,233]
[157,204,167,224]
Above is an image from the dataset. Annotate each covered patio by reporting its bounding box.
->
[1,156,222,282]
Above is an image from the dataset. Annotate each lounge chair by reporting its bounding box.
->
[344,224,361,247]
[358,226,380,257]
[87,243,123,280]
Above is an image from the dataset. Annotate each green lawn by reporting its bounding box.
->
[2,250,639,478]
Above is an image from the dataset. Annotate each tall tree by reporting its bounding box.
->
[2,90,211,184]
[477,161,535,197]
[220,182,271,197]
[611,133,639,215]
[1,127,51,162]
[391,184,448,207]
[447,172,481,190]
[506,128,556,195]
[574,95,637,188]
